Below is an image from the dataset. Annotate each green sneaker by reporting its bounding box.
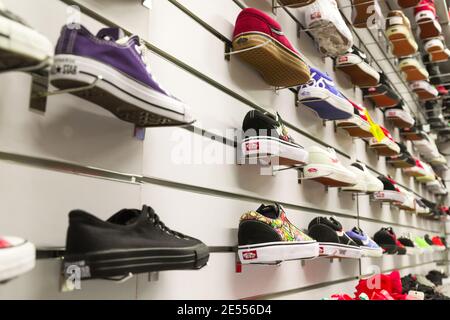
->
[414,237,433,253]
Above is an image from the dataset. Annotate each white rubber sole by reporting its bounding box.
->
[319,243,362,259]
[361,246,383,258]
[0,241,36,282]
[238,241,319,264]
[303,163,357,185]
[298,86,353,118]
[0,14,53,71]
[372,190,406,203]
[432,245,446,252]
[336,115,371,132]
[405,247,417,255]
[49,54,193,126]
[369,137,400,154]
[241,136,308,165]
[335,54,380,86]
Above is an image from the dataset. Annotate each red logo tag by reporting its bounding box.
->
[311,12,322,19]
[245,142,259,151]
[338,56,348,63]
[307,168,318,173]
[242,250,258,260]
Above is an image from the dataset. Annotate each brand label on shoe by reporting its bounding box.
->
[310,12,322,20]
[245,142,259,151]
[242,250,258,260]
[388,17,402,26]
[338,56,349,63]
[307,168,318,173]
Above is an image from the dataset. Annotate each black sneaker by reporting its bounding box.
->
[426,270,447,286]
[424,234,435,247]
[335,46,380,88]
[397,236,417,255]
[373,227,406,255]
[240,110,308,166]
[387,143,415,168]
[424,101,442,122]
[363,73,400,108]
[400,126,426,141]
[307,216,361,259]
[63,205,209,279]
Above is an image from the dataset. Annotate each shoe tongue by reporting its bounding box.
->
[256,204,280,219]
[97,27,126,42]
[107,208,142,225]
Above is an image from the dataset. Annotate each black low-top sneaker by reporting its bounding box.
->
[307,217,361,259]
[363,73,400,108]
[240,110,308,166]
[398,236,417,255]
[387,143,415,168]
[373,227,406,255]
[63,205,209,279]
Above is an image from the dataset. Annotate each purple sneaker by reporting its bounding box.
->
[297,67,353,120]
[346,227,383,257]
[50,25,193,127]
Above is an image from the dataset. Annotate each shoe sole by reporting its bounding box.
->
[303,163,356,187]
[298,86,353,120]
[50,54,193,127]
[0,15,53,72]
[387,159,415,168]
[336,116,373,138]
[386,26,417,57]
[412,89,437,101]
[416,12,442,39]
[336,57,380,87]
[63,245,209,280]
[237,241,319,264]
[426,46,449,63]
[399,63,428,82]
[369,141,400,157]
[372,190,406,203]
[365,89,399,108]
[240,136,308,166]
[398,0,420,8]
[400,132,423,141]
[308,20,351,56]
[232,33,310,87]
[0,241,36,283]
[318,243,362,259]
[352,0,375,28]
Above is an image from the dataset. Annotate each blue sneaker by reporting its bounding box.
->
[297,67,353,120]
[346,227,383,257]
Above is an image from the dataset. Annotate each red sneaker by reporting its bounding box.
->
[437,85,449,96]
[432,236,446,251]
[414,0,442,39]
[232,8,310,87]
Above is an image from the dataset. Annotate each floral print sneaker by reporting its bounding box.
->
[237,203,319,264]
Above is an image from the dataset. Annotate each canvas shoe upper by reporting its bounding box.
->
[305,0,353,57]
[232,8,310,87]
[298,67,353,120]
[342,162,383,193]
[345,227,383,257]
[431,236,446,251]
[385,103,415,128]
[363,73,400,108]
[369,126,401,156]
[336,101,373,138]
[386,11,418,57]
[335,46,380,87]
[373,227,407,255]
[303,146,357,187]
[395,186,416,211]
[308,216,361,259]
[0,235,36,283]
[414,0,442,39]
[237,204,319,264]
[241,110,308,166]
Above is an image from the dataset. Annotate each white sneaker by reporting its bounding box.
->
[424,38,450,62]
[385,106,415,128]
[303,146,357,187]
[403,158,428,177]
[0,236,36,283]
[369,126,400,156]
[430,154,447,165]
[341,162,383,193]
[395,186,416,211]
[410,81,439,100]
[415,161,435,183]
[0,1,53,71]
[304,0,353,57]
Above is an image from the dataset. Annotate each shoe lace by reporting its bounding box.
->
[142,206,188,239]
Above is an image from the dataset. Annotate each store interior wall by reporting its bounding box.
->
[0,0,448,299]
